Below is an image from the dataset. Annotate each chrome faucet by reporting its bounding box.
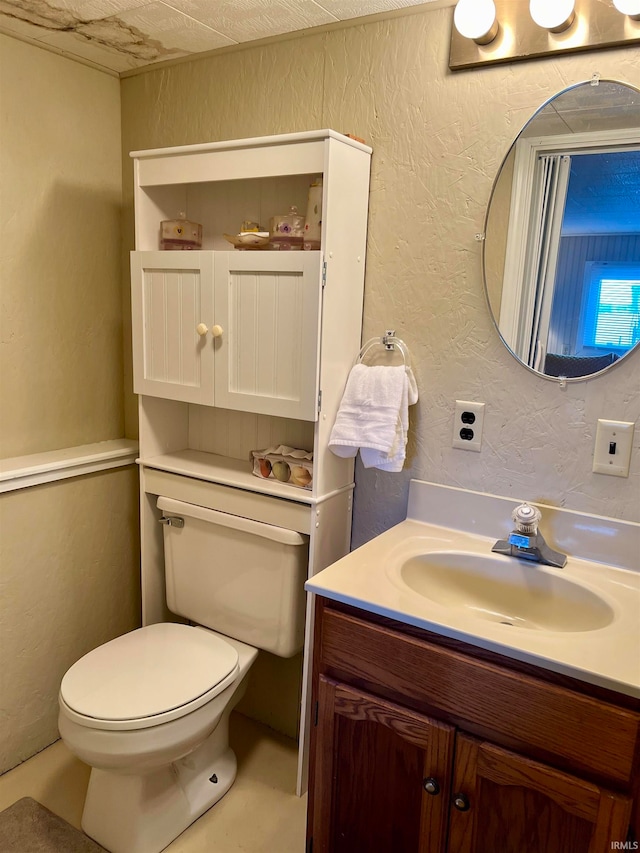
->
[492,503,567,569]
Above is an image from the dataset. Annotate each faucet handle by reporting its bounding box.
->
[512,503,541,534]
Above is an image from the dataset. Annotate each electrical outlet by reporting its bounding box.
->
[453,401,485,452]
[592,419,634,477]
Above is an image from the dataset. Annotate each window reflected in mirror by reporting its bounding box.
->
[484,80,640,381]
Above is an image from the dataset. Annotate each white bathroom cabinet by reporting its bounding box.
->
[131,249,322,419]
[130,130,372,791]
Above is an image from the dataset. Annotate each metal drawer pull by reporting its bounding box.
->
[453,793,470,811]
[159,516,184,528]
[423,778,440,795]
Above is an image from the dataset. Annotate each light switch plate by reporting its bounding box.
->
[592,420,634,477]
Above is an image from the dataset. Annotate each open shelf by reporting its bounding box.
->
[138,449,315,504]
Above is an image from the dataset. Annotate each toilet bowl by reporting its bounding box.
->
[59,624,258,853]
[58,498,308,853]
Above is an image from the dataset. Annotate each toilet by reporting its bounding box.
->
[58,497,309,853]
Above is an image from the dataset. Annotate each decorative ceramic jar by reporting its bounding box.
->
[269,206,304,250]
[160,216,202,250]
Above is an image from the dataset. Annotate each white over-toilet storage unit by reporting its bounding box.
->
[130,129,372,790]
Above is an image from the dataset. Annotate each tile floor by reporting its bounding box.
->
[0,713,307,852]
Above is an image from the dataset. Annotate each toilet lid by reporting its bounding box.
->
[60,624,239,726]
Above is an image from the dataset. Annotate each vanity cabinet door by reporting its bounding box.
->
[131,251,216,404]
[447,734,632,853]
[310,676,454,853]
[213,251,323,420]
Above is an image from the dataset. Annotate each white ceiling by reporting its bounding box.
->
[563,151,640,235]
[0,0,452,76]
[519,81,640,234]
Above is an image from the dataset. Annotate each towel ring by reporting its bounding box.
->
[357,330,411,367]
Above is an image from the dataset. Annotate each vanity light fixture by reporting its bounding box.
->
[450,0,640,70]
[529,0,576,32]
[612,0,640,20]
[453,0,499,45]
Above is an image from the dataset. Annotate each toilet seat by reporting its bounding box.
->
[60,624,240,731]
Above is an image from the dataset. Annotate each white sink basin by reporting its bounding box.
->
[305,482,640,697]
[399,551,614,632]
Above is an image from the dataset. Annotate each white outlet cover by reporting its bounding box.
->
[453,401,485,452]
[592,419,634,477]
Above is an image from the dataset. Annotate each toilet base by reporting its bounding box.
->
[81,717,237,853]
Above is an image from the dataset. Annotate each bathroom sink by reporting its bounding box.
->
[306,483,640,697]
[398,551,614,632]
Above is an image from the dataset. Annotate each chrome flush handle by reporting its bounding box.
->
[159,516,184,528]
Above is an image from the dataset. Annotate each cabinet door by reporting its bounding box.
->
[131,251,215,404]
[448,734,632,853]
[310,677,454,853]
[214,251,322,420]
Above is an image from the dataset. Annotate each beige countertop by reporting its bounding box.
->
[306,481,640,699]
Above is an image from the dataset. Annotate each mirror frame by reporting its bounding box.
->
[482,78,640,383]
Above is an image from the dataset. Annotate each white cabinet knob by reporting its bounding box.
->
[211,325,224,338]
[196,323,208,336]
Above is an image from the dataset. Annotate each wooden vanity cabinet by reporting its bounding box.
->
[307,599,640,853]
[313,677,454,853]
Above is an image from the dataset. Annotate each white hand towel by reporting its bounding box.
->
[328,364,406,458]
[360,366,418,472]
[329,364,418,471]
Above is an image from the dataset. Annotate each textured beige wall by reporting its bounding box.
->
[120,11,640,544]
[1,35,123,457]
[0,37,141,773]
[0,470,140,771]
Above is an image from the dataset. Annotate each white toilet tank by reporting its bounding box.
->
[157,497,309,658]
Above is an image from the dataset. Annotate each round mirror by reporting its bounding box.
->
[484,79,640,381]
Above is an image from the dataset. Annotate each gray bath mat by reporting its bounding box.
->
[0,797,106,852]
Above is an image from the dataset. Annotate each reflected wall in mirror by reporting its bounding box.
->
[484,80,640,381]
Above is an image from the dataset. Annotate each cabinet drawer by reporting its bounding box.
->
[319,608,640,786]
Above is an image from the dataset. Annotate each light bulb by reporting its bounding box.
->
[612,0,640,19]
[453,0,499,45]
[529,0,576,32]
